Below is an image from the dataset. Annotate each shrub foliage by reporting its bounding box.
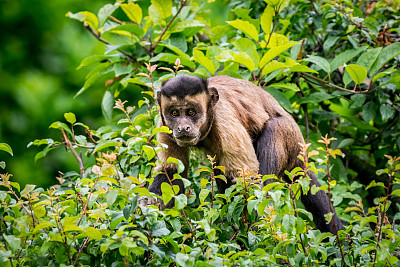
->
[1,0,400,266]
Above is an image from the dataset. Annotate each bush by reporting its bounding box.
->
[1,0,400,266]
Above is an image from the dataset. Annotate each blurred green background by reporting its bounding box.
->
[0,0,112,188]
[0,0,232,189]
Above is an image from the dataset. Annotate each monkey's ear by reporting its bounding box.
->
[156,91,162,107]
[209,86,219,105]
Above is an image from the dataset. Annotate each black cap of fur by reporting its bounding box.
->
[161,75,208,99]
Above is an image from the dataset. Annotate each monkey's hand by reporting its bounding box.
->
[138,195,162,208]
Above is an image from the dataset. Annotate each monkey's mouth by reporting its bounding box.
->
[174,135,200,147]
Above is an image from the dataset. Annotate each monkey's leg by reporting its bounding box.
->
[214,167,234,193]
[255,117,343,234]
[148,132,188,209]
[148,170,185,209]
[301,171,344,233]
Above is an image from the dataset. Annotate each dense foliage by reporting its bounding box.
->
[1,0,400,266]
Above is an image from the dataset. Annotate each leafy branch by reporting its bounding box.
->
[150,0,189,54]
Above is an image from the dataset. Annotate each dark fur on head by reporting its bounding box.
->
[161,75,208,99]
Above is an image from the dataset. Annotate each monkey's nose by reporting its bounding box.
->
[177,125,191,133]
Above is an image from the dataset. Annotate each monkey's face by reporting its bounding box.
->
[159,94,212,147]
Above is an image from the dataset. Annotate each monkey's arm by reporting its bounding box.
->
[148,131,189,208]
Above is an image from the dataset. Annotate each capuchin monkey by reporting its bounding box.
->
[149,75,343,234]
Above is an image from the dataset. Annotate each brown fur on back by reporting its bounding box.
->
[200,76,303,177]
[208,76,288,138]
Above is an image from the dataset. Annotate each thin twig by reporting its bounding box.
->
[300,72,376,94]
[150,0,189,53]
[62,129,85,178]
[76,174,100,228]
[83,23,135,61]
[74,236,90,265]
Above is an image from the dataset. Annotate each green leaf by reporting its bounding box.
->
[33,205,46,218]
[102,91,114,123]
[84,227,102,240]
[350,94,367,108]
[176,252,193,267]
[93,141,119,153]
[260,5,274,36]
[265,88,292,112]
[98,4,118,27]
[105,189,119,207]
[49,121,73,137]
[193,49,215,75]
[283,214,296,232]
[297,92,334,104]
[247,199,260,213]
[296,217,306,234]
[229,19,259,42]
[174,194,187,209]
[64,112,76,124]
[392,189,400,197]
[337,138,354,149]
[77,55,108,70]
[0,161,5,169]
[345,64,367,84]
[33,222,53,233]
[3,235,21,253]
[148,5,162,25]
[268,82,299,91]
[199,188,210,203]
[262,60,286,75]
[109,24,145,38]
[113,63,133,76]
[161,182,178,204]
[67,11,99,31]
[289,65,318,74]
[151,0,172,19]
[120,2,142,24]
[343,115,378,132]
[233,38,259,66]
[304,55,330,73]
[324,212,333,224]
[142,145,156,160]
[330,46,367,72]
[362,101,377,122]
[366,180,385,190]
[169,20,205,35]
[370,42,400,76]
[380,104,395,121]
[20,184,36,197]
[151,221,170,237]
[10,182,20,192]
[0,143,13,156]
[356,47,382,74]
[260,42,297,69]
[167,157,185,174]
[55,246,68,264]
[232,52,255,71]
[152,126,171,135]
[323,36,340,53]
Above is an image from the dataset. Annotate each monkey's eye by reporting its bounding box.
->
[187,109,196,117]
[170,110,179,117]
